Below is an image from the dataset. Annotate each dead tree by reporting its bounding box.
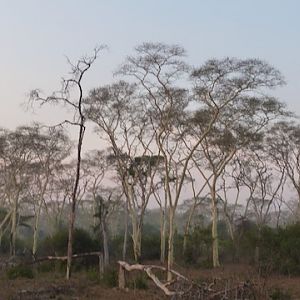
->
[29,46,105,279]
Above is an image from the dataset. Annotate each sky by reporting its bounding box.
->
[0,0,299,149]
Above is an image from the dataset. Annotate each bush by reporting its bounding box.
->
[6,265,34,279]
[183,225,212,266]
[269,288,292,300]
[141,234,160,261]
[100,268,118,287]
[129,274,148,290]
[87,267,100,283]
[40,227,99,257]
[259,223,300,275]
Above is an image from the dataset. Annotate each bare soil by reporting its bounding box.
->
[0,262,299,299]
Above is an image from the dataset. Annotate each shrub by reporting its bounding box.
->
[87,267,100,283]
[269,288,292,300]
[6,265,34,279]
[129,274,148,290]
[40,227,99,257]
[100,268,118,287]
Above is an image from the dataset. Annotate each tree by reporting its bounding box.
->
[267,121,300,219]
[29,46,105,279]
[0,126,38,256]
[21,124,71,258]
[238,146,286,263]
[85,80,163,262]
[190,57,285,267]
[82,149,121,268]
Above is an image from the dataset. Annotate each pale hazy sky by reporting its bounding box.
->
[1,0,299,149]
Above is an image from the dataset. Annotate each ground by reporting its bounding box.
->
[0,261,299,299]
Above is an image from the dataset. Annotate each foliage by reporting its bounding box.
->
[100,268,118,287]
[269,288,292,300]
[182,225,212,267]
[129,274,148,290]
[6,265,34,279]
[39,227,99,256]
[259,223,300,275]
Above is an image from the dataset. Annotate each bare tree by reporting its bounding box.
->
[29,46,105,279]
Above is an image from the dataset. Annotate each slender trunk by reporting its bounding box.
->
[66,203,76,279]
[122,203,128,261]
[167,208,175,281]
[32,197,44,258]
[101,219,109,267]
[66,124,85,280]
[160,208,166,263]
[211,180,220,268]
[131,217,141,262]
[183,204,196,255]
[10,199,18,257]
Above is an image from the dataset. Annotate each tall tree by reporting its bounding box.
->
[190,57,285,267]
[29,47,105,279]
[85,81,163,262]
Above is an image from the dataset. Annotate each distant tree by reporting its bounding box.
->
[0,126,37,256]
[267,121,300,219]
[21,124,71,258]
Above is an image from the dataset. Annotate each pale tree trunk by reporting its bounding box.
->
[126,181,142,262]
[32,196,44,258]
[167,208,175,281]
[122,202,128,261]
[66,203,76,279]
[101,218,109,267]
[211,180,220,268]
[131,217,142,262]
[160,208,166,263]
[10,198,18,257]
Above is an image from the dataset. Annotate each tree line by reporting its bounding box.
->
[1,42,299,280]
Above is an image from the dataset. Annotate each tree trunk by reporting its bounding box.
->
[122,202,128,261]
[167,208,175,281]
[101,219,109,268]
[211,181,220,268]
[32,197,44,258]
[160,208,166,263]
[66,204,76,279]
[66,124,85,280]
[10,200,18,257]
[131,219,142,262]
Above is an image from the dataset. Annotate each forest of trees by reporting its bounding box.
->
[1,43,300,291]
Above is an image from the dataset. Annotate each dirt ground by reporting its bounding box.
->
[0,263,299,299]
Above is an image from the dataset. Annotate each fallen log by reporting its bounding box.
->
[33,251,103,263]
[117,261,188,296]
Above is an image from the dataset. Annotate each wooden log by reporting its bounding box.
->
[33,251,103,263]
[117,261,187,296]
